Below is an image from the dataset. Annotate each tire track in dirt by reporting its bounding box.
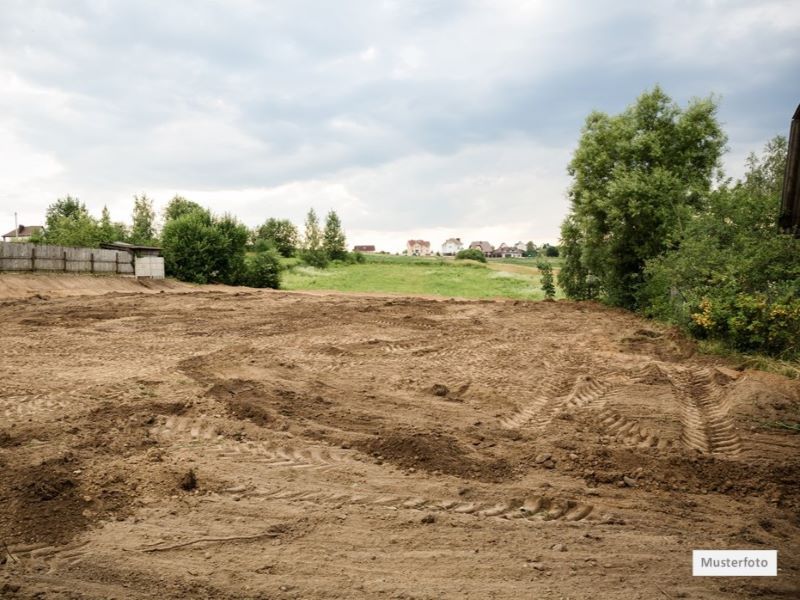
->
[225,487,597,523]
[151,416,359,471]
[596,406,672,449]
[668,367,742,455]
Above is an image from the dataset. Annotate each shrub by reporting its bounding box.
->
[455,248,486,263]
[538,261,556,299]
[161,209,249,285]
[301,248,329,269]
[241,248,282,289]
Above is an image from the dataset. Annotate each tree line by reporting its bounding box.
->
[29,195,358,289]
[559,86,800,358]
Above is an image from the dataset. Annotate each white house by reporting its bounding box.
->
[441,238,463,256]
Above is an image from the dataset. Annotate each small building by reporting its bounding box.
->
[100,241,165,279]
[406,239,432,256]
[441,238,463,256]
[2,225,43,242]
[468,241,493,255]
[353,245,376,253]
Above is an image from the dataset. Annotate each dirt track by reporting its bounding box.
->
[1,277,799,599]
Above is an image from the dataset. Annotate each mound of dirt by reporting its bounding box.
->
[355,431,513,482]
[206,379,277,426]
[0,456,87,545]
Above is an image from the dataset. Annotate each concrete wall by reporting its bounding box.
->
[0,242,134,275]
[134,255,165,279]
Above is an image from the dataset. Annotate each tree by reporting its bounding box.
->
[301,208,328,268]
[255,218,299,257]
[129,194,157,245]
[558,86,727,309]
[164,196,205,222]
[641,136,800,357]
[538,261,556,299]
[98,206,127,244]
[45,196,88,231]
[213,214,249,285]
[161,210,226,284]
[525,241,537,257]
[323,210,347,261]
[42,196,102,247]
[543,244,559,257]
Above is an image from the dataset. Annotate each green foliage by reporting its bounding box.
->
[164,196,205,222]
[537,261,556,299]
[525,241,537,257]
[300,208,328,268]
[323,210,348,261]
[559,86,727,309]
[455,248,487,263]
[45,196,88,231]
[542,244,559,257]
[302,248,329,269]
[241,247,283,289]
[161,209,249,285]
[255,218,299,257]
[213,214,250,285]
[99,206,127,244]
[642,136,800,357]
[129,194,158,245]
[41,196,103,247]
[161,210,222,284]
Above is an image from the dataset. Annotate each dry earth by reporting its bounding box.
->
[1,275,799,599]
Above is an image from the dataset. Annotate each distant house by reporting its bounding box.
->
[492,243,523,258]
[353,245,376,253]
[469,241,493,255]
[406,240,432,256]
[2,225,43,242]
[441,238,463,256]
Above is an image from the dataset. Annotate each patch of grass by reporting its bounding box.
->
[282,254,561,300]
[697,339,800,380]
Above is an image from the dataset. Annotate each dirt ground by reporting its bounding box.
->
[1,275,799,599]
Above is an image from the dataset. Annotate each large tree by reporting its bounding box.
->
[41,196,102,247]
[164,196,205,222]
[255,218,299,257]
[323,210,347,261]
[558,86,727,308]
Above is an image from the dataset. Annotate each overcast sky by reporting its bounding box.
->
[1,1,798,251]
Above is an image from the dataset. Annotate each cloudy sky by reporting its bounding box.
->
[1,1,798,251]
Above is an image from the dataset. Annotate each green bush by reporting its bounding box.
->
[455,248,486,263]
[537,261,556,299]
[301,248,329,269]
[161,209,249,285]
[241,248,282,289]
[641,136,800,358]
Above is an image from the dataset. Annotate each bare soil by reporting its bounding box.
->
[1,276,799,599]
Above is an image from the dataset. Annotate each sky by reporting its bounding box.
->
[1,0,798,252]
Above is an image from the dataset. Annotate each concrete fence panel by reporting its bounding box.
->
[0,241,135,275]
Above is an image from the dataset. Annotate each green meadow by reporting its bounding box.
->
[281,254,562,300]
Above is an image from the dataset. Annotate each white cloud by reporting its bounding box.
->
[0,0,797,245]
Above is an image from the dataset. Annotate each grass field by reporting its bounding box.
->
[281,254,562,300]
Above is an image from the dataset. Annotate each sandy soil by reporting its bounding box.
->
[1,278,798,599]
